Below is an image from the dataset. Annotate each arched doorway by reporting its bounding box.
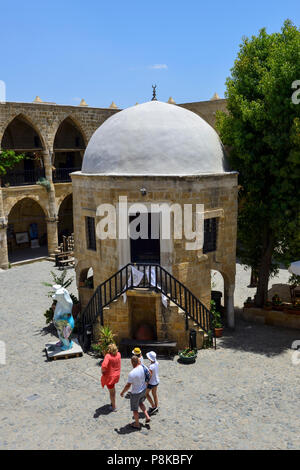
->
[7,198,48,262]
[53,118,86,182]
[58,194,73,243]
[211,269,225,316]
[1,115,45,187]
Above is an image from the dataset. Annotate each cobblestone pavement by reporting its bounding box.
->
[0,261,300,450]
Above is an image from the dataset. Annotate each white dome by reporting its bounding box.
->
[82,100,227,175]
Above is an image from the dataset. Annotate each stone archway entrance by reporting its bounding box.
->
[7,198,47,263]
[58,194,73,243]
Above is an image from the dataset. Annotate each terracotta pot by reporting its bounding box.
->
[214,327,223,338]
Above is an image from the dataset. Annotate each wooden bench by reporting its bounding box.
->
[120,338,177,358]
[55,252,75,269]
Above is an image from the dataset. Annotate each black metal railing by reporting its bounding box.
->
[52,167,81,183]
[1,168,46,187]
[79,263,216,348]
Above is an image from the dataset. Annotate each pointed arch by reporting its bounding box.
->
[52,115,86,182]
[53,115,87,149]
[1,113,46,150]
[7,196,48,262]
[57,193,73,242]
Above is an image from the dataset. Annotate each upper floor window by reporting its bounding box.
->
[203,218,218,253]
[85,216,96,251]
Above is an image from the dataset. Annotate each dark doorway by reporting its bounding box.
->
[129,212,160,263]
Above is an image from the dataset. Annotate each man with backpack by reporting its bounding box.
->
[120,355,151,429]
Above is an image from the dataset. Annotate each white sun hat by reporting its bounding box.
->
[146,351,157,362]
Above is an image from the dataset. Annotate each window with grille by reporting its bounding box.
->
[203,217,218,253]
[85,216,96,251]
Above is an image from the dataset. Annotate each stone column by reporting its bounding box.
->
[0,187,9,269]
[46,216,59,255]
[224,282,235,329]
[41,150,58,256]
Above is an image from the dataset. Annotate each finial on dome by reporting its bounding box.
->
[210,92,220,101]
[167,96,176,104]
[151,84,157,101]
[33,96,43,103]
[109,101,118,109]
[79,98,88,106]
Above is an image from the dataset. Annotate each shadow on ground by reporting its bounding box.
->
[115,423,150,434]
[217,316,299,357]
[94,404,113,417]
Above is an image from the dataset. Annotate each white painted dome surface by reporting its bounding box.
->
[82,101,227,175]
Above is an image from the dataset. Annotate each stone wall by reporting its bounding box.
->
[72,172,238,343]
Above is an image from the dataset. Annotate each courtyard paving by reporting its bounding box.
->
[0,261,299,450]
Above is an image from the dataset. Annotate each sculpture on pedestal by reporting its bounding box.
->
[52,284,74,350]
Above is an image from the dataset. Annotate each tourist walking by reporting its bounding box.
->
[132,346,144,364]
[145,351,159,414]
[120,355,151,429]
[101,343,121,412]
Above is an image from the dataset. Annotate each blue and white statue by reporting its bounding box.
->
[52,284,74,350]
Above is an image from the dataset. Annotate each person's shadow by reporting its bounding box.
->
[93,404,112,418]
[114,423,150,434]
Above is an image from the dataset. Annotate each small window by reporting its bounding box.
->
[85,217,96,251]
[203,218,218,253]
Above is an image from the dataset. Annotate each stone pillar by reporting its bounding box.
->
[0,188,9,269]
[224,283,235,329]
[42,150,58,255]
[46,217,59,256]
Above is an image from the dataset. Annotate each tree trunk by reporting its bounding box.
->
[255,230,274,307]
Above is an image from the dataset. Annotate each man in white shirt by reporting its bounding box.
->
[120,356,151,429]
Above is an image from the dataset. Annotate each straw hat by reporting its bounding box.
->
[132,347,142,355]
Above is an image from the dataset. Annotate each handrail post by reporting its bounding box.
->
[99,288,104,326]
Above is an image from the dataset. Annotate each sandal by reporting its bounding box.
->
[130,423,141,429]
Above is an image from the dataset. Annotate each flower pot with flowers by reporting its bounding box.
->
[179,348,197,363]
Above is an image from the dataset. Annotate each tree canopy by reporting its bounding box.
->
[216,20,300,306]
[0,149,26,177]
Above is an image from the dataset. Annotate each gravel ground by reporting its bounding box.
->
[0,260,299,450]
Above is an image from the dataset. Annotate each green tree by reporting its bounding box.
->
[0,149,26,181]
[216,20,300,307]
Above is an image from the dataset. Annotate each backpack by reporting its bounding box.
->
[142,364,151,383]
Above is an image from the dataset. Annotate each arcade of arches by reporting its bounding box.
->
[0,111,91,266]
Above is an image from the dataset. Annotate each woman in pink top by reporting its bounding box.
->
[101,343,121,411]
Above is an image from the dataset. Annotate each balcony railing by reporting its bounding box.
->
[52,167,81,183]
[1,168,46,187]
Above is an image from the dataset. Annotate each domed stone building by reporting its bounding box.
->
[72,100,238,350]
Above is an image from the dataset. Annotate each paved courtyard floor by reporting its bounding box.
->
[0,261,300,450]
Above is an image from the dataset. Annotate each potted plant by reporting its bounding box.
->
[272,294,283,311]
[91,326,116,358]
[211,300,223,337]
[179,348,197,364]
